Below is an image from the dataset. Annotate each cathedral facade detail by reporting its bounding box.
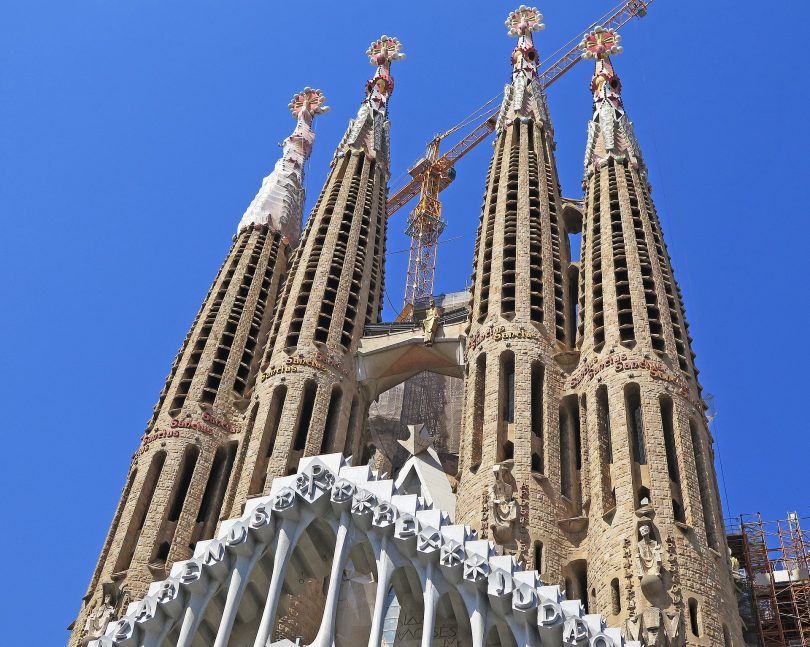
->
[71,9,743,647]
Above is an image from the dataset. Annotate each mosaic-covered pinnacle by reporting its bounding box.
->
[506,6,544,79]
[496,6,550,130]
[581,28,644,178]
[580,26,624,60]
[366,35,406,66]
[288,87,330,119]
[335,36,405,175]
[505,5,545,37]
[364,35,404,106]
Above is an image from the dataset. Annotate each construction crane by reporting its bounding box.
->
[388,0,653,321]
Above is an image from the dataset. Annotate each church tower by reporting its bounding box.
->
[456,6,577,580]
[230,36,404,506]
[69,88,328,647]
[572,28,743,646]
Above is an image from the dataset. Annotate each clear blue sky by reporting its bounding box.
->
[1,1,807,643]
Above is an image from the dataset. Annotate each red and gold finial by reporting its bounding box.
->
[505,5,545,37]
[505,6,545,80]
[288,88,330,119]
[363,35,405,109]
[580,26,623,60]
[366,35,405,66]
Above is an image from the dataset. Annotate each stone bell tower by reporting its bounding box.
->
[571,27,743,646]
[230,36,404,507]
[456,6,577,581]
[69,88,328,646]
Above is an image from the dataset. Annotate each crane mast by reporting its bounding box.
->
[390,0,653,320]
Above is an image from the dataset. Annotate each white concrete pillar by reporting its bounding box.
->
[309,510,353,647]
[367,536,395,647]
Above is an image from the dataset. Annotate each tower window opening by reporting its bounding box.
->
[624,167,664,355]
[155,541,170,562]
[559,406,572,500]
[673,498,686,523]
[559,395,580,505]
[249,385,287,495]
[568,264,578,347]
[688,598,701,636]
[499,351,515,461]
[690,419,719,548]
[95,467,137,586]
[194,442,237,544]
[531,362,544,473]
[611,577,621,615]
[660,396,686,522]
[578,564,589,613]
[534,541,543,573]
[597,385,613,463]
[625,384,646,465]
[565,560,588,613]
[293,381,318,452]
[171,243,243,413]
[168,445,200,522]
[637,486,651,507]
[320,385,343,454]
[113,451,165,573]
[596,385,615,512]
[660,396,680,483]
[502,354,515,424]
[470,354,486,471]
[150,445,200,564]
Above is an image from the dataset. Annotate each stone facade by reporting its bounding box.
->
[72,12,745,647]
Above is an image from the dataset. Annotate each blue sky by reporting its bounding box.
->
[1,1,808,642]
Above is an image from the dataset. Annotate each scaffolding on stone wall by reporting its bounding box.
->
[729,512,810,647]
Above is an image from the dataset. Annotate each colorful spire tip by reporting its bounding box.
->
[366,35,406,66]
[288,88,330,119]
[580,26,623,60]
[505,6,545,37]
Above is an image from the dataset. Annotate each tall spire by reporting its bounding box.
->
[581,28,644,178]
[457,5,574,581]
[337,35,405,177]
[231,35,405,518]
[238,88,329,244]
[497,5,550,130]
[571,27,742,643]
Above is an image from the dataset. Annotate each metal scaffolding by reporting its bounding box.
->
[730,512,810,646]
